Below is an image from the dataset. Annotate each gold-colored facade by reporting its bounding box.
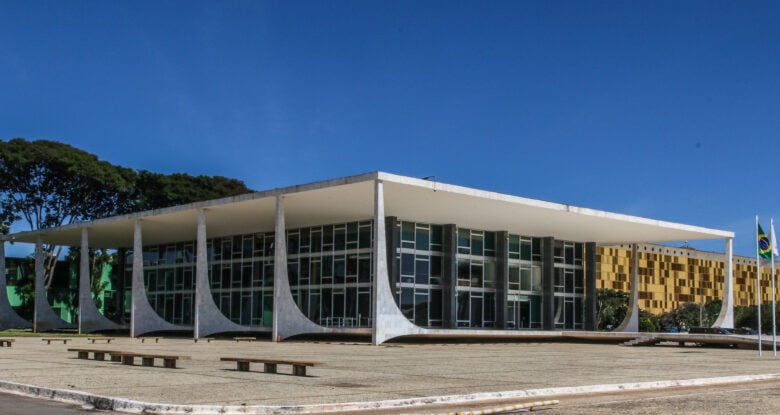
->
[597,244,779,315]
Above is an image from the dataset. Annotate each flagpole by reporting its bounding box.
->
[757,216,763,356]
[772,218,777,357]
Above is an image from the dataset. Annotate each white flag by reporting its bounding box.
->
[772,219,779,257]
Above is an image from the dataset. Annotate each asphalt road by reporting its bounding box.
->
[548,379,780,415]
[361,379,780,415]
[0,392,103,414]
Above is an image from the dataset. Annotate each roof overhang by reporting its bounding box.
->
[2,171,733,249]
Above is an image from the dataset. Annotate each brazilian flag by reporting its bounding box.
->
[758,223,773,259]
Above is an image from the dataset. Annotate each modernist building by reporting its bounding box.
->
[598,243,778,315]
[0,172,734,344]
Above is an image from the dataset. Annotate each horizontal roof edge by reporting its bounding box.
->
[378,172,733,239]
[1,172,380,242]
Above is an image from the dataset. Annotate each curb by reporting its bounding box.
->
[2,373,780,414]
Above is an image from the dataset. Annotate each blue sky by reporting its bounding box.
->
[1,1,779,257]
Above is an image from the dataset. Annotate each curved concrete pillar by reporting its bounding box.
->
[272,196,329,341]
[372,180,426,345]
[33,236,75,332]
[0,241,31,329]
[713,237,735,328]
[78,228,124,334]
[616,244,639,332]
[194,209,260,338]
[130,220,190,337]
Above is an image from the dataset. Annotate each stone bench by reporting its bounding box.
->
[41,338,71,345]
[139,337,160,343]
[111,351,190,369]
[68,348,117,361]
[194,337,214,343]
[0,338,15,347]
[87,337,115,344]
[220,357,323,376]
[233,337,256,342]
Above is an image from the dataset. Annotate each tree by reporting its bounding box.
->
[658,299,723,331]
[596,288,629,330]
[0,138,135,287]
[638,309,661,332]
[131,171,251,211]
[1,138,254,294]
[735,305,780,334]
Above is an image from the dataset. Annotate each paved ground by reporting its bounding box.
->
[0,335,778,412]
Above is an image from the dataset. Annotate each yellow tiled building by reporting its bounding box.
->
[598,243,779,315]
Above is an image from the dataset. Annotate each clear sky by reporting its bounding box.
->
[1,1,779,257]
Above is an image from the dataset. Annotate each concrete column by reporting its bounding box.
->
[130,220,143,337]
[272,196,326,341]
[616,244,639,332]
[495,231,509,329]
[131,220,186,337]
[78,228,123,334]
[372,180,420,345]
[0,240,31,329]
[713,237,735,328]
[541,237,555,330]
[584,242,598,331]
[33,236,73,332]
[194,209,247,338]
[441,224,458,329]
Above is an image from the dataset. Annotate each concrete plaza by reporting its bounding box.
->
[0,335,778,413]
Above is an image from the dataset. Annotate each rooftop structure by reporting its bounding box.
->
[0,172,734,344]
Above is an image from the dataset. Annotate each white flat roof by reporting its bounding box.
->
[2,171,733,248]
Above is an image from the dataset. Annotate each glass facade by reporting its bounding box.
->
[288,221,374,327]
[456,228,497,328]
[210,233,275,326]
[506,234,543,329]
[124,217,587,332]
[124,220,374,328]
[394,221,444,327]
[553,241,585,329]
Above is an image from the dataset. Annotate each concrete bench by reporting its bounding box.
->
[139,337,160,343]
[68,348,118,361]
[233,337,256,342]
[41,338,71,345]
[87,337,115,344]
[194,337,214,343]
[111,351,191,369]
[0,338,15,347]
[220,357,323,376]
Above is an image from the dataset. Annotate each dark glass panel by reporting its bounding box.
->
[402,222,415,242]
[415,259,429,285]
[430,289,442,320]
[359,225,372,249]
[401,253,414,276]
[415,293,429,326]
[416,227,430,251]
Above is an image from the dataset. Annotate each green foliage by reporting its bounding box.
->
[132,171,251,211]
[0,138,253,229]
[596,288,628,330]
[597,288,724,333]
[735,305,780,334]
[639,309,661,332]
[0,138,252,293]
[0,138,136,230]
[658,299,722,331]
